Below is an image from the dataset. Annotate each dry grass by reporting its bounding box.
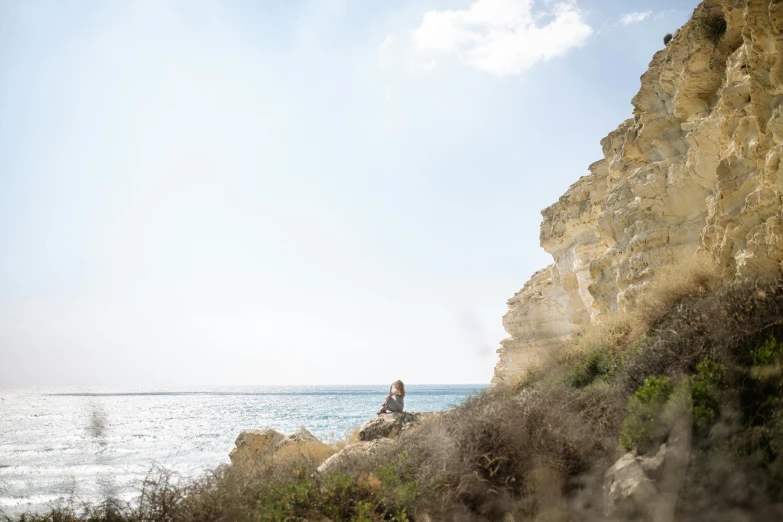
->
[632,254,729,330]
[328,425,363,452]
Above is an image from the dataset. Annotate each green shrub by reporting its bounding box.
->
[664,33,673,45]
[741,334,783,455]
[751,334,783,366]
[691,358,727,424]
[619,376,673,452]
[748,334,783,383]
[352,501,375,522]
[567,347,622,388]
[253,478,318,522]
[375,452,419,520]
[321,472,359,521]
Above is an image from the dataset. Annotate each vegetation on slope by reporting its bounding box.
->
[7,257,783,521]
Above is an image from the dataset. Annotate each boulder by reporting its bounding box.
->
[603,453,659,518]
[317,439,393,475]
[230,427,334,466]
[274,427,334,464]
[229,428,284,464]
[358,412,421,441]
[638,443,667,478]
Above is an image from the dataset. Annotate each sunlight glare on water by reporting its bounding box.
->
[0,385,485,515]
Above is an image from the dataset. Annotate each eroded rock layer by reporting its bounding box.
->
[494,0,783,384]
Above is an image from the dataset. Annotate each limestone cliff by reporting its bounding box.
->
[495,0,783,384]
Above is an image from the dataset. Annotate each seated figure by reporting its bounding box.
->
[378,379,405,414]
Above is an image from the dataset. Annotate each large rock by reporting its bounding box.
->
[495,0,783,383]
[229,428,284,464]
[274,427,335,463]
[316,412,443,475]
[230,427,333,466]
[603,453,659,518]
[638,443,667,478]
[316,439,393,475]
[358,412,421,441]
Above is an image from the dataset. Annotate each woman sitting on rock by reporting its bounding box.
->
[378,380,405,414]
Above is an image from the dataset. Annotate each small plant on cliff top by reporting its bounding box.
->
[664,33,673,45]
[693,12,727,46]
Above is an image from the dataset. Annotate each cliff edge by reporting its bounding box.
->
[495,0,783,384]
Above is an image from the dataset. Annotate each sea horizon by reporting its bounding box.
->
[0,384,486,515]
[1,382,490,392]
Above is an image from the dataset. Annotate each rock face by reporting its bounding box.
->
[495,0,783,384]
[229,427,333,466]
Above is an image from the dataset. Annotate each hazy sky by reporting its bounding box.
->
[1,0,696,387]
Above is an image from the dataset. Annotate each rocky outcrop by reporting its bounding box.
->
[357,412,438,441]
[229,427,333,466]
[358,412,419,441]
[316,439,394,475]
[229,428,283,464]
[495,0,783,384]
[318,412,441,474]
[229,413,436,474]
[274,427,336,463]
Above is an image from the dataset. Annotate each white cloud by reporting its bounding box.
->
[619,11,652,25]
[407,0,593,77]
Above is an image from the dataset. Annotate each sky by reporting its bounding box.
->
[0,0,698,387]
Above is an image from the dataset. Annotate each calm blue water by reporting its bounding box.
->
[0,385,485,515]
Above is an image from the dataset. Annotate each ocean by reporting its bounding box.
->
[0,384,485,515]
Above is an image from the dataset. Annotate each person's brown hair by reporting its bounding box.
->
[392,380,406,397]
